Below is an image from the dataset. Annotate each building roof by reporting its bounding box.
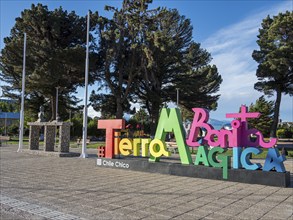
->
[0,99,17,104]
[0,112,20,119]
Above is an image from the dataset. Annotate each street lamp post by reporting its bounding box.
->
[80,11,90,158]
[55,87,60,121]
[4,113,7,136]
[176,88,179,107]
[17,33,27,152]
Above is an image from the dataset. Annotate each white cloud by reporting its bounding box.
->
[88,106,100,118]
[203,1,292,121]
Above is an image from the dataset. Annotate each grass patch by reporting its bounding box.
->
[6,137,105,149]
[81,142,105,149]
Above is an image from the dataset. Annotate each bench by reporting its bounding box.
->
[0,136,10,146]
[76,138,90,147]
[165,141,178,154]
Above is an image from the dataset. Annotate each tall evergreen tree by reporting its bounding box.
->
[248,96,274,137]
[93,1,148,118]
[137,8,222,134]
[252,11,293,137]
[93,0,222,135]
[0,4,99,120]
[89,91,132,119]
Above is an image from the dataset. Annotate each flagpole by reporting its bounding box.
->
[17,33,27,152]
[80,11,90,158]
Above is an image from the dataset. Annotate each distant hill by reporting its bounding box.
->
[208,118,231,130]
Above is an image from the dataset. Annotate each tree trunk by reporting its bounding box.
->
[116,97,123,119]
[270,89,282,138]
[150,101,161,136]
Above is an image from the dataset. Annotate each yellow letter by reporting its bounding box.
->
[119,138,132,156]
[114,131,121,155]
[133,138,141,156]
[149,139,171,158]
[141,139,150,157]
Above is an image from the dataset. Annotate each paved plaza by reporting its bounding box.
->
[0,145,292,220]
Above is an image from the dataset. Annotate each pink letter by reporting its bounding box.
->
[186,108,213,147]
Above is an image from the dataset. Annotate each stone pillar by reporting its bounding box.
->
[59,123,71,152]
[29,126,40,150]
[44,125,56,151]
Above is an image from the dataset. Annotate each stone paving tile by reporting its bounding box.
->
[140,206,165,214]
[168,204,196,213]
[173,212,202,220]
[112,207,135,215]
[260,212,292,220]
[235,206,271,220]
[185,209,213,218]
[126,210,150,220]
[97,204,122,212]
[127,210,153,219]
[153,202,179,210]
[141,213,171,219]
[266,204,293,218]
[184,200,209,209]
[203,213,233,220]
[215,204,248,216]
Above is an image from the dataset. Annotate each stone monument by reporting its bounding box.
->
[28,107,72,153]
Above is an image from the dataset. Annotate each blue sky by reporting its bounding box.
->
[0,0,292,122]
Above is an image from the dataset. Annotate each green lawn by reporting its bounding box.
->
[5,137,104,148]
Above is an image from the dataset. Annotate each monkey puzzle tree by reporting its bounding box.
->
[252,11,293,137]
[0,4,99,120]
[92,0,222,135]
[93,0,147,119]
[137,8,222,134]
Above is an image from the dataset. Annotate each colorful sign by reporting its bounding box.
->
[97,105,286,179]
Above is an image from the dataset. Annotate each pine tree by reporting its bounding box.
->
[92,0,222,133]
[252,11,293,137]
[0,4,99,120]
[248,96,274,137]
[138,8,222,134]
[93,1,148,118]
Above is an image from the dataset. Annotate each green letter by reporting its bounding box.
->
[194,146,210,166]
[151,108,192,164]
[208,147,230,179]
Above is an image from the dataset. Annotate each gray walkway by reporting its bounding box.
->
[1,145,292,220]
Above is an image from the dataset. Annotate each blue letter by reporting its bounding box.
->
[240,147,262,170]
[233,147,242,169]
[263,148,286,172]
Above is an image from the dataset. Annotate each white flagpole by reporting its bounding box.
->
[80,11,90,158]
[17,33,27,152]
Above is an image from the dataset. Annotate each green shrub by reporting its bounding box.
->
[277,128,293,138]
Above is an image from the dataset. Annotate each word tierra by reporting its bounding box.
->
[98,106,286,179]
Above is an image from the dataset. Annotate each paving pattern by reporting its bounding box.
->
[0,145,293,220]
